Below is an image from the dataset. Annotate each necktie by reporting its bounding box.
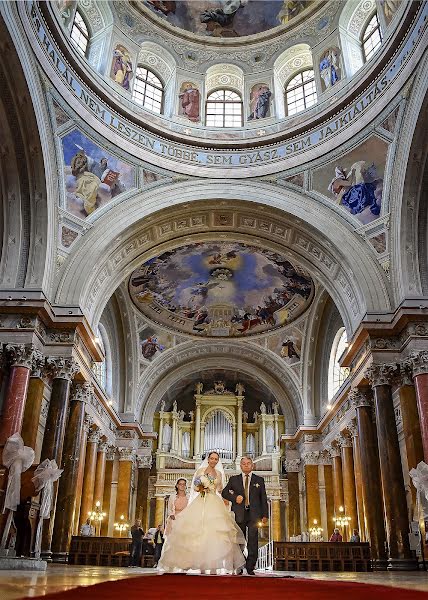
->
[244,474,250,507]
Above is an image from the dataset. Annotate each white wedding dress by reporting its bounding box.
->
[158,463,246,574]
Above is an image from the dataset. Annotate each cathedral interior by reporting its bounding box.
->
[0,0,428,596]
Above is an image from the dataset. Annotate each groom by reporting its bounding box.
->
[222,456,268,575]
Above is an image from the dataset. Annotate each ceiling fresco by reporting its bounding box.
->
[129,241,314,337]
[142,1,312,38]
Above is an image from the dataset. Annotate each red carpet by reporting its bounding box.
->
[27,574,426,600]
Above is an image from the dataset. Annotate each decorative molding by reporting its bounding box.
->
[336,433,352,449]
[348,387,373,409]
[347,419,358,439]
[5,343,43,369]
[136,455,152,469]
[328,444,341,458]
[84,415,94,433]
[88,429,102,444]
[70,381,94,403]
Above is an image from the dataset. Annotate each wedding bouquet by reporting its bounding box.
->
[194,473,217,497]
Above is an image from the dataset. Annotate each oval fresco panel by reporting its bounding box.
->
[129,242,314,337]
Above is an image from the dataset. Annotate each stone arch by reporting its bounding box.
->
[137,340,303,431]
[202,406,235,427]
[205,64,244,97]
[54,184,391,335]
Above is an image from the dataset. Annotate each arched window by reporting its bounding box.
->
[328,327,350,400]
[362,12,383,62]
[285,69,317,116]
[70,9,89,56]
[132,66,164,114]
[206,89,243,128]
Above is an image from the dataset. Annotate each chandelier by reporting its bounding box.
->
[333,505,351,529]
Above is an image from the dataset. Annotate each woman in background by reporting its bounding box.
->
[165,478,188,536]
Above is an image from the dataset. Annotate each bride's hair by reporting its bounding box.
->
[207,451,220,459]
[175,478,187,492]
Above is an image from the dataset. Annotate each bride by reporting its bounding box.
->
[158,451,246,574]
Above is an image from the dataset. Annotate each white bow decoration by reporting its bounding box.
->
[0,433,35,551]
[31,459,63,559]
[2,433,35,512]
[409,461,428,519]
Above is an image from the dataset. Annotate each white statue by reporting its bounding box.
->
[173,400,178,413]
[260,402,266,414]
[235,382,245,396]
[160,399,165,413]
[195,382,204,395]
[242,411,248,423]
[273,401,279,415]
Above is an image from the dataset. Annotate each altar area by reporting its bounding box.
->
[149,381,286,540]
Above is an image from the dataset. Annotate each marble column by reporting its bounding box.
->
[171,411,178,453]
[304,460,321,535]
[51,383,91,561]
[365,365,415,570]
[40,357,79,558]
[79,429,101,527]
[261,416,267,455]
[73,415,93,534]
[398,363,424,508]
[323,463,334,539]
[348,419,366,541]
[330,445,344,516]
[0,344,42,445]
[237,399,243,458]
[135,456,151,528]
[158,411,164,453]
[94,442,108,509]
[200,424,205,456]
[20,357,46,450]
[194,400,201,457]
[114,449,134,530]
[285,464,300,538]
[271,499,281,541]
[409,351,428,462]
[101,448,117,536]
[154,496,164,528]
[338,433,358,541]
[350,388,387,566]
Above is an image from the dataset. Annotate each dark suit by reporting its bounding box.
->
[222,472,268,572]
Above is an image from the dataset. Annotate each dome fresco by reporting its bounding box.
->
[141,0,313,37]
[129,241,314,337]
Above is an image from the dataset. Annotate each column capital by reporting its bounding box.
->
[408,350,428,377]
[328,444,341,458]
[88,429,102,444]
[365,363,398,387]
[283,458,301,472]
[70,382,94,403]
[30,352,46,378]
[348,387,373,409]
[302,451,321,465]
[83,415,94,433]
[98,441,109,453]
[46,356,80,381]
[106,445,117,461]
[346,419,358,439]
[5,343,43,369]
[336,433,353,448]
[399,359,414,386]
[136,455,152,469]
[118,447,136,461]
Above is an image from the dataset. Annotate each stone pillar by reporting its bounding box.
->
[20,355,46,450]
[365,365,415,570]
[408,351,428,462]
[41,357,79,558]
[158,411,164,453]
[237,398,243,458]
[271,498,281,541]
[232,424,236,459]
[136,456,151,528]
[93,442,108,510]
[101,447,117,536]
[171,411,178,453]
[0,344,42,445]
[348,419,366,541]
[350,388,387,566]
[200,424,205,456]
[79,429,101,527]
[323,462,334,540]
[338,433,358,541]
[51,382,91,561]
[194,400,201,457]
[73,415,93,534]
[114,449,134,530]
[330,445,344,516]
[398,363,424,508]
[261,416,267,455]
[274,413,279,450]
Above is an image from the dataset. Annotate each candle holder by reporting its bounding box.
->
[88,500,107,536]
[309,519,323,541]
[114,514,129,537]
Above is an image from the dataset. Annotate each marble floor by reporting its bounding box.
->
[0,564,427,599]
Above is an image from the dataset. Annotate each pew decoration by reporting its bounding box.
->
[0,433,35,552]
[32,459,63,558]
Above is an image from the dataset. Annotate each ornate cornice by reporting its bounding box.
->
[46,356,80,381]
[5,343,43,369]
[408,350,428,377]
[364,363,398,387]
